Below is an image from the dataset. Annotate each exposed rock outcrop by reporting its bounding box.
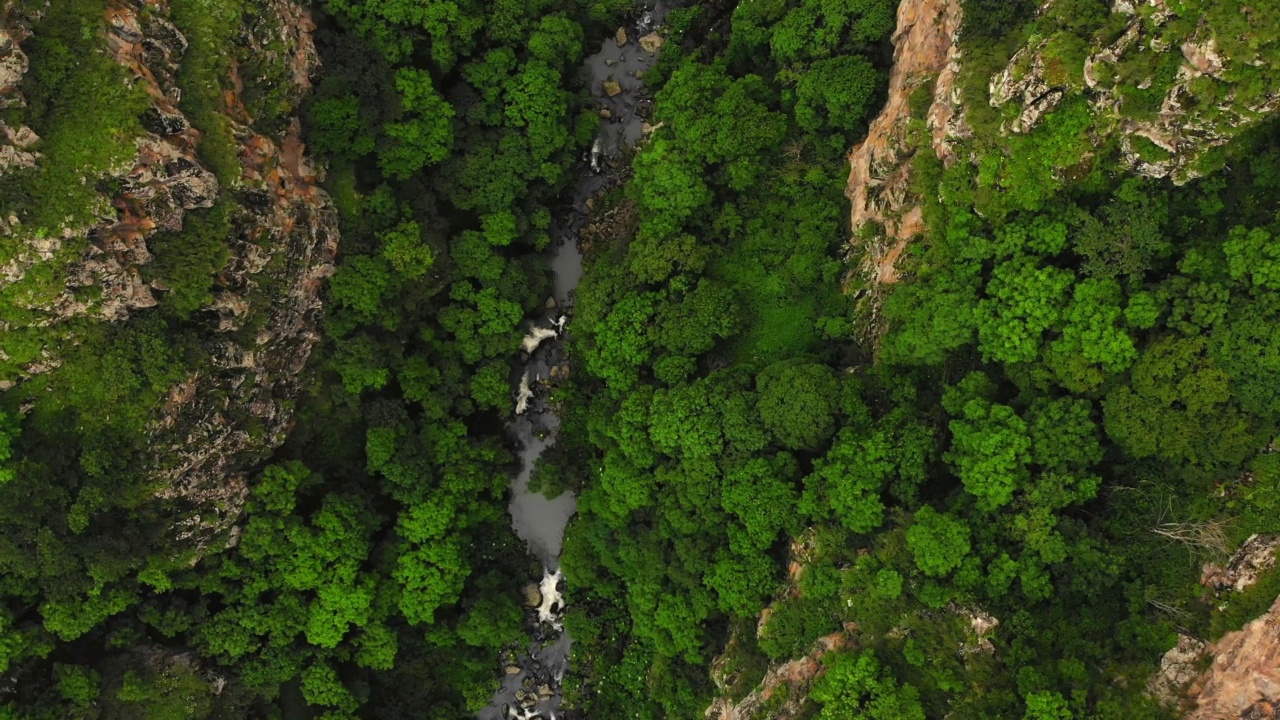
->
[1184,596,1280,720]
[1202,535,1280,596]
[0,22,40,209]
[988,39,1067,133]
[0,0,337,554]
[988,0,1280,182]
[706,631,852,720]
[845,0,964,287]
[1147,536,1280,716]
[1149,634,1209,707]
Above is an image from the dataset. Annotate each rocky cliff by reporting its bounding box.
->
[0,0,337,554]
[844,0,964,287]
[1150,536,1280,719]
[990,0,1280,182]
[847,0,1280,287]
[1183,596,1280,720]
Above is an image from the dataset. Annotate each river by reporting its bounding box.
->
[477,7,665,720]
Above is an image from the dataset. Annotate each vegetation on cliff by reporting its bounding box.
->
[2,0,1280,717]
[0,0,621,715]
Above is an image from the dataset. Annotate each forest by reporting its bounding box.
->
[0,0,1278,717]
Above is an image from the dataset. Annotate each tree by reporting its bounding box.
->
[722,456,798,551]
[976,258,1074,365]
[1024,691,1073,719]
[1026,397,1102,472]
[706,547,777,618]
[907,507,971,578]
[802,427,891,533]
[54,664,99,709]
[380,68,455,178]
[1103,336,1255,468]
[456,595,524,649]
[527,15,584,68]
[1223,225,1280,291]
[946,398,1032,511]
[583,291,658,393]
[300,661,358,714]
[881,262,981,366]
[112,662,214,720]
[379,220,435,279]
[1071,179,1172,284]
[328,256,397,328]
[811,650,926,720]
[755,361,840,450]
[1046,278,1137,392]
[307,95,375,159]
[652,279,740,356]
[0,410,16,486]
[631,138,714,238]
[770,0,896,65]
[627,231,712,285]
[394,503,470,626]
[503,60,573,165]
[795,56,880,134]
[1209,293,1280,421]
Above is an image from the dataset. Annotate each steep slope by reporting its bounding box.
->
[0,0,336,553]
[1184,596,1280,720]
[848,0,1280,287]
[845,0,963,285]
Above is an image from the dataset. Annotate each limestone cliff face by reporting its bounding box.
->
[844,0,964,287]
[0,0,337,553]
[705,533,852,720]
[1183,597,1280,720]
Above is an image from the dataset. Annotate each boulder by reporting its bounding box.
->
[1202,535,1280,594]
[0,28,29,105]
[615,27,627,46]
[1148,634,1207,707]
[639,32,664,53]
[602,80,622,97]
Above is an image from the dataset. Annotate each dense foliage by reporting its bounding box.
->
[549,1,1280,719]
[0,0,625,715]
[3,0,1280,717]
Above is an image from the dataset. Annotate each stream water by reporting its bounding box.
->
[476,8,665,720]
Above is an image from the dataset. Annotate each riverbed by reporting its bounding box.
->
[476,7,665,720]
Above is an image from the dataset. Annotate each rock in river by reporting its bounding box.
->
[602,79,622,97]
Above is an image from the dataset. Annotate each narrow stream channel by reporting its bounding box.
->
[477,7,665,719]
